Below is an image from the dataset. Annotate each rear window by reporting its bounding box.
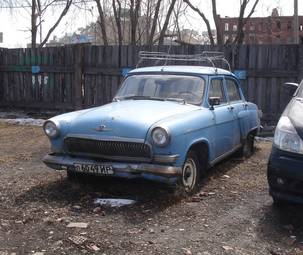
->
[226,79,241,101]
[208,79,227,103]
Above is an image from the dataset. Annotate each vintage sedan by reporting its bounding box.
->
[43,54,260,193]
[268,80,303,204]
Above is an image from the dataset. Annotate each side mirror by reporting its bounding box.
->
[283,82,298,88]
[209,97,221,110]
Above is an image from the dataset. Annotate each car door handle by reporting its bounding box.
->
[228,106,234,110]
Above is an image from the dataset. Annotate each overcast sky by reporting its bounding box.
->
[0,0,301,48]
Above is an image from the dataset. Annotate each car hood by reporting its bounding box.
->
[287,98,303,140]
[67,100,200,139]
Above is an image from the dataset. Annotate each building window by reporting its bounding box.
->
[232,25,237,31]
[258,22,263,31]
[225,23,229,31]
[287,21,292,30]
[250,24,255,31]
[224,35,229,43]
[276,20,281,30]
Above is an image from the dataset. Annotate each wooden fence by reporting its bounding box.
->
[0,44,302,124]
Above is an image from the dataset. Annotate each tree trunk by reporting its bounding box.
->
[95,0,108,46]
[112,0,123,46]
[31,0,37,48]
[233,0,259,45]
[211,0,222,45]
[158,0,177,45]
[148,0,162,45]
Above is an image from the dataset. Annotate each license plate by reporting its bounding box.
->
[73,163,114,175]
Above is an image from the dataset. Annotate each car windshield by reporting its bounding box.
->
[115,74,205,105]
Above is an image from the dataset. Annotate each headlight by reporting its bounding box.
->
[43,121,60,138]
[274,116,303,154]
[151,127,170,147]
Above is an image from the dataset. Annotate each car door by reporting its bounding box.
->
[208,77,235,158]
[225,77,245,147]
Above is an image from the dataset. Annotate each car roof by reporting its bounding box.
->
[129,65,235,77]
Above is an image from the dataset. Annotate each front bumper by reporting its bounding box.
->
[267,146,303,203]
[43,154,182,183]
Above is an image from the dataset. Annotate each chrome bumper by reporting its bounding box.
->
[43,154,182,177]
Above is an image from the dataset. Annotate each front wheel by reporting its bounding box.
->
[179,151,201,195]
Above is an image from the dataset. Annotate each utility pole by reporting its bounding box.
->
[294,0,299,44]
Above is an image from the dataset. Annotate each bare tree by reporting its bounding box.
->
[39,0,73,48]
[183,0,215,46]
[95,0,108,46]
[211,0,222,45]
[112,0,123,45]
[1,0,73,48]
[148,0,162,45]
[129,0,141,45]
[183,0,259,45]
[233,0,260,45]
[158,0,177,45]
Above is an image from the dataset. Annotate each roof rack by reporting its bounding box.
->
[136,51,231,71]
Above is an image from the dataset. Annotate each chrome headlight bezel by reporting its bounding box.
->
[151,127,170,147]
[274,116,303,155]
[43,120,60,138]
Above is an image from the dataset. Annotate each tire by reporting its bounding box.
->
[239,133,255,158]
[272,196,286,207]
[67,170,82,181]
[178,151,201,195]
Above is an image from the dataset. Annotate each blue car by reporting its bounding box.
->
[43,52,260,193]
[268,81,303,204]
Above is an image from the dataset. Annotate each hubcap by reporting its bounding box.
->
[182,158,197,191]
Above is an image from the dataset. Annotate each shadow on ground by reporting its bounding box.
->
[14,175,183,216]
[257,202,303,246]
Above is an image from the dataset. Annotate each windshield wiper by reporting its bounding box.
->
[113,95,165,101]
[165,98,186,104]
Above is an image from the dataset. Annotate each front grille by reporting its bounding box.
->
[64,137,151,161]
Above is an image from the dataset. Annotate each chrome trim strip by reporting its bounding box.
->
[65,134,146,144]
[43,154,182,177]
[209,144,242,166]
[153,154,179,164]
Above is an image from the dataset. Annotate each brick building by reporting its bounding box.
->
[218,8,303,44]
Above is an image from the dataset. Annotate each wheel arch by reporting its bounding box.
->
[247,126,259,138]
[186,139,210,170]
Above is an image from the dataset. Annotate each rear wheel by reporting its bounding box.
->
[239,133,255,158]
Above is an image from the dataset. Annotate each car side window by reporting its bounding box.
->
[209,79,227,104]
[226,79,241,102]
[297,81,303,98]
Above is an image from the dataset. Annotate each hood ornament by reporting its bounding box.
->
[93,124,112,132]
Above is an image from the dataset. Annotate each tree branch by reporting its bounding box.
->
[39,0,72,47]
[183,0,215,46]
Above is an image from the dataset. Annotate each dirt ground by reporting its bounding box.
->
[0,123,303,255]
